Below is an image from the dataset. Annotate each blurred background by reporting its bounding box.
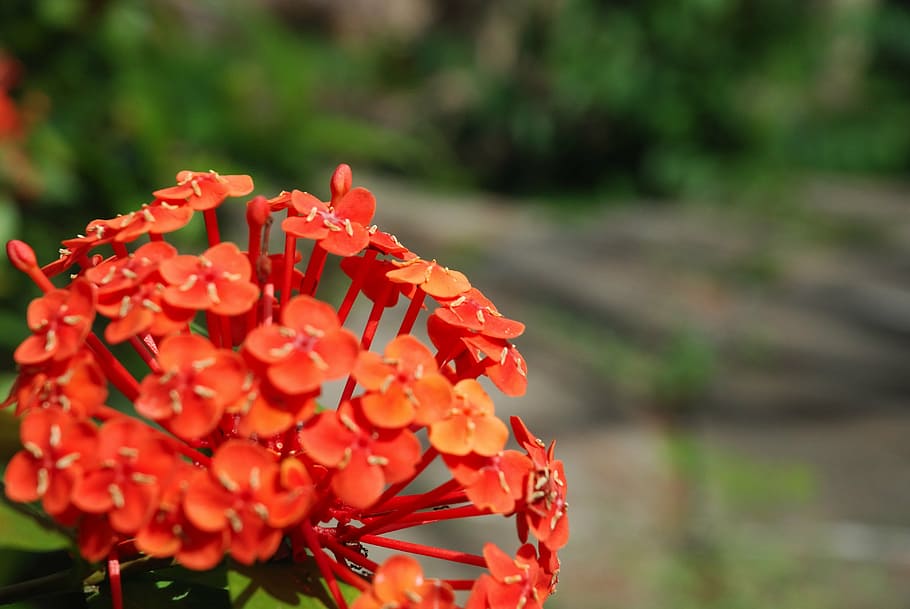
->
[2,0,910,607]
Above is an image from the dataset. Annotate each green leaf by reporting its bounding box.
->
[0,498,71,552]
[227,560,360,609]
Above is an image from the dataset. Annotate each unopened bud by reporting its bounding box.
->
[246,195,271,227]
[6,239,37,272]
[330,163,353,202]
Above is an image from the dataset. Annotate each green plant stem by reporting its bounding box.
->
[0,567,80,604]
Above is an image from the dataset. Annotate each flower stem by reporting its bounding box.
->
[341,477,462,542]
[369,447,438,511]
[112,242,129,259]
[363,505,486,536]
[279,213,298,308]
[128,336,161,373]
[300,243,328,298]
[336,250,377,325]
[359,535,486,568]
[204,311,223,348]
[86,335,140,401]
[300,522,349,609]
[397,288,426,336]
[108,549,123,609]
[320,535,378,576]
[202,209,221,248]
[358,283,392,350]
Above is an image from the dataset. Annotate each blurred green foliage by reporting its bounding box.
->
[367,0,910,196]
[2,0,904,347]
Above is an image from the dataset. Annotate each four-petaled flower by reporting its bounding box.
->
[183,441,312,565]
[386,258,471,298]
[299,401,420,510]
[429,379,508,457]
[72,418,175,535]
[467,544,551,609]
[4,408,96,516]
[153,170,254,211]
[352,555,455,609]
[160,242,260,316]
[282,187,376,257]
[243,295,359,395]
[14,278,95,366]
[353,334,453,429]
[511,417,569,551]
[135,334,248,440]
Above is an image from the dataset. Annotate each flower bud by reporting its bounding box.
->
[330,163,353,203]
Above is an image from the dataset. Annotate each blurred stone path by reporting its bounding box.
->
[363,173,910,608]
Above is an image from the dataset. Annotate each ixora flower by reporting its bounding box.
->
[2,165,568,609]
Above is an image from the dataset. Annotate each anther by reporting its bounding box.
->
[44,329,57,353]
[56,453,80,470]
[169,389,183,414]
[36,468,49,496]
[48,424,61,448]
[118,446,139,459]
[206,282,221,304]
[308,350,329,370]
[218,472,239,493]
[108,484,125,509]
[193,385,216,399]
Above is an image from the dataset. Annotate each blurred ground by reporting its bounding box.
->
[361,171,910,609]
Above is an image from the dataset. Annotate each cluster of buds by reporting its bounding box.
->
[3,165,568,609]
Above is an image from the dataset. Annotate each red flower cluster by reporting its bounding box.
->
[3,165,567,609]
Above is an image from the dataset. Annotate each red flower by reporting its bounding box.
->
[14,279,95,366]
[511,418,568,551]
[153,170,254,211]
[100,201,195,243]
[429,379,508,457]
[352,555,455,609]
[366,226,416,260]
[298,401,420,510]
[282,187,376,257]
[88,241,194,343]
[135,334,248,440]
[386,258,471,299]
[135,462,227,571]
[353,334,453,429]
[230,374,318,438]
[6,349,107,418]
[183,441,313,565]
[340,255,415,308]
[72,418,176,534]
[85,241,174,291]
[467,544,551,609]
[432,288,525,340]
[243,295,359,395]
[428,315,528,397]
[160,242,260,316]
[444,450,531,514]
[4,409,96,516]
